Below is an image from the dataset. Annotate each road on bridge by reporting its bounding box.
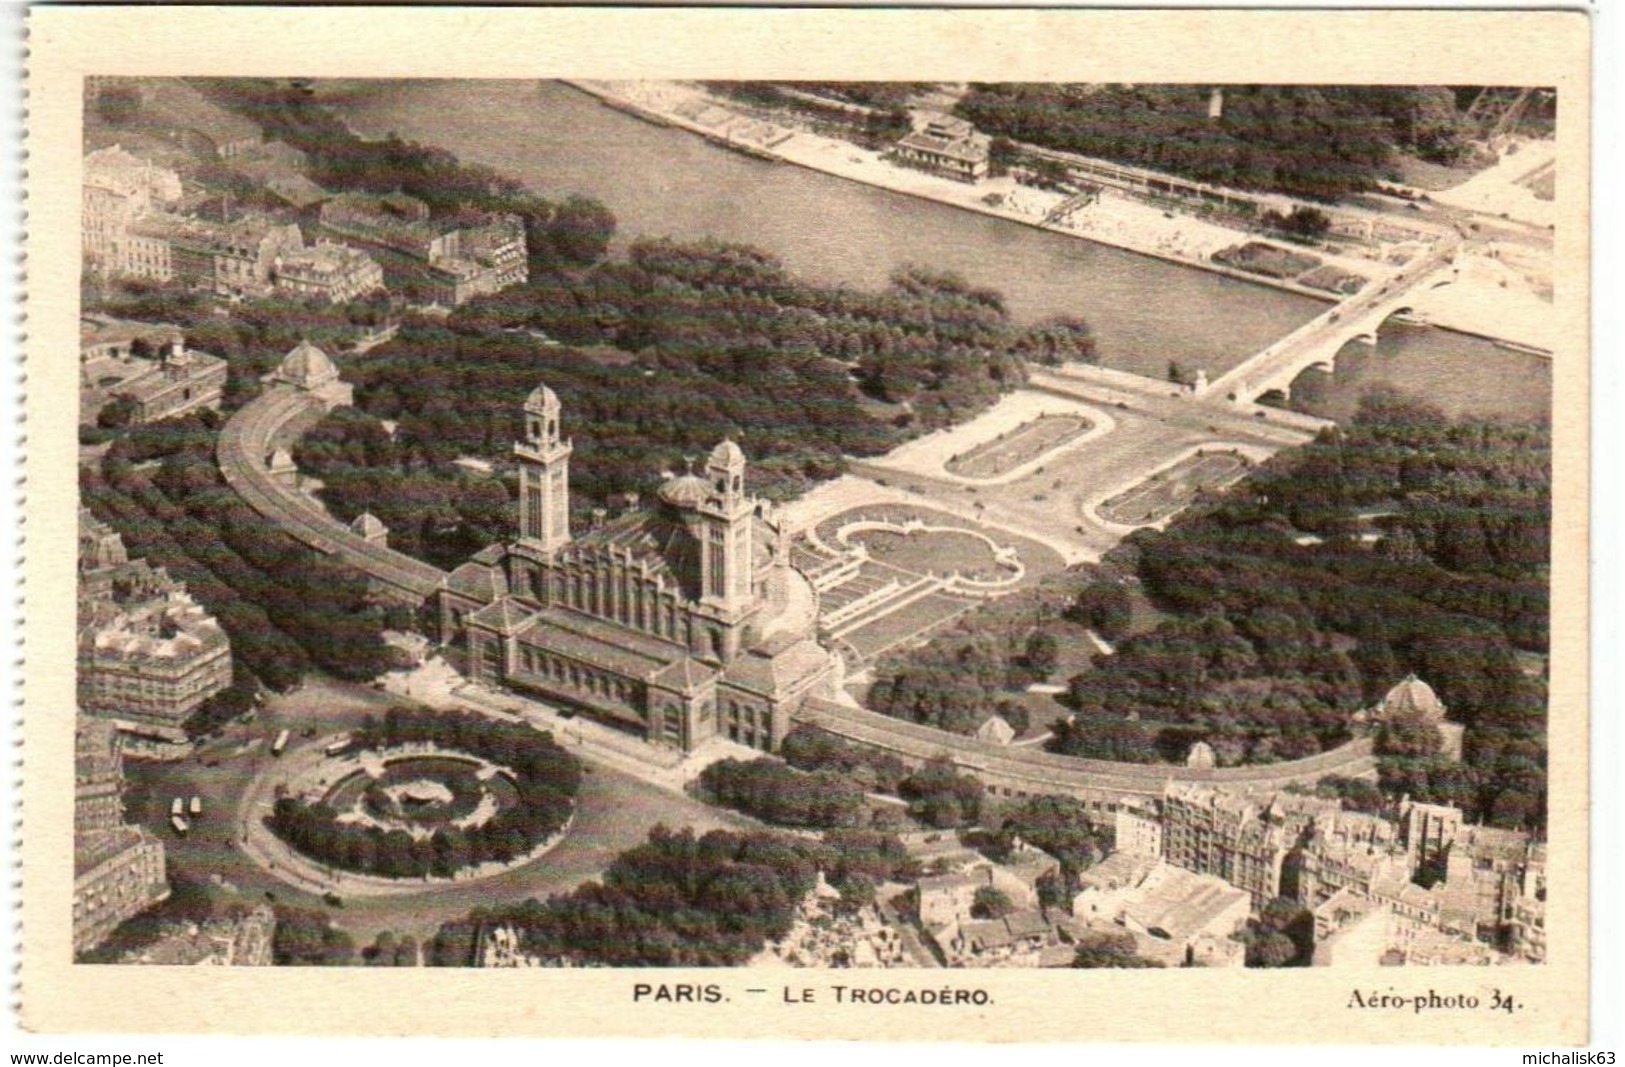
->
[1201,241,1458,403]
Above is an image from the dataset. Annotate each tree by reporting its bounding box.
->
[899,759,984,828]
[834,873,877,916]
[1072,930,1163,968]
[97,395,138,430]
[548,195,617,265]
[1247,932,1298,968]
[971,886,1015,920]
[996,795,1108,878]
[364,931,398,966]
[1264,206,1332,242]
[272,908,353,966]
[1070,581,1133,642]
[1024,630,1060,678]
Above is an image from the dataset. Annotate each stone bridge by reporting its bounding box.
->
[1199,243,1458,405]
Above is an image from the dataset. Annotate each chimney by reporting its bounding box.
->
[624,491,640,514]
[1208,87,1225,120]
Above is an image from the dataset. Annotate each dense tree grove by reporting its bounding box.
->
[277,245,1085,558]
[428,825,914,967]
[1048,393,1548,830]
[292,407,515,570]
[81,413,402,698]
[1240,897,1316,968]
[867,632,1023,735]
[779,727,909,794]
[271,907,354,966]
[440,243,1044,431]
[302,240,1082,558]
[268,708,580,880]
[955,84,1474,201]
[1068,580,1134,641]
[1056,612,1361,764]
[897,758,985,829]
[989,795,1112,884]
[695,757,869,829]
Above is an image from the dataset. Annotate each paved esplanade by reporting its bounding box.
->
[1199,240,1460,405]
[217,386,447,602]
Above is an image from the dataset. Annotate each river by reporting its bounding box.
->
[316,79,1550,423]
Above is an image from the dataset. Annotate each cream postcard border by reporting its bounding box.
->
[20,6,1591,1042]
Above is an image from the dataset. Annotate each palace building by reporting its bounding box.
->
[440,384,837,753]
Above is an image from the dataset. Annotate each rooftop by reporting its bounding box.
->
[277,241,378,277]
[80,314,184,354]
[1121,864,1250,944]
[516,607,688,680]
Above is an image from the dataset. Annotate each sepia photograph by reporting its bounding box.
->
[17,5,1596,1044]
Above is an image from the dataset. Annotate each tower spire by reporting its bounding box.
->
[698,438,753,611]
[514,383,572,554]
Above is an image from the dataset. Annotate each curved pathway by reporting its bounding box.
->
[217,387,447,601]
[798,698,1377,803]
[233,740,573,899]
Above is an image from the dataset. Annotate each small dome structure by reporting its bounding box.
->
[1185,741,1216,770]
[274,340,338,388]
[708,438,746,472]
[975,714,1015,746]
[1381,674,1446,721]
[349,511,388,545]
[657,473,710,510]
[525,383,560,415]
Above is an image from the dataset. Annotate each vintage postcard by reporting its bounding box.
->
[19,6,1591,1042]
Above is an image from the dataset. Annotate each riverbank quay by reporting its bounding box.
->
[558,80,1362,299]
[561,79,1553,354]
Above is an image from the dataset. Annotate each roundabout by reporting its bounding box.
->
[325,753,521,838]
[242,708,581,896]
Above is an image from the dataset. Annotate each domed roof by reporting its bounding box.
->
[708,438,746,470]
[525,383,560,414]
[277,339,337,387]
[657,473,710,510]
[1382,674,1445,720]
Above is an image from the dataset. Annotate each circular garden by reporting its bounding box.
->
[267,708,580,881]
